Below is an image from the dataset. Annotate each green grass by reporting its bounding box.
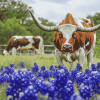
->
[0,83,9,100]
[0,54,100,100]
[0,54,100,71]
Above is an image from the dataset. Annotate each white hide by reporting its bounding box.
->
[12,36,34,44]
[12,47,17,56]
[59,24,77,45]
[36,36,44,55]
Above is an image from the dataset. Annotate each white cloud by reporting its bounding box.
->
[18,0,100,24]
[40,0,69,4]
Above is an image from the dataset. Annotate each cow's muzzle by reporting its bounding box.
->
[63,46,72,51]
[61,45,73,53]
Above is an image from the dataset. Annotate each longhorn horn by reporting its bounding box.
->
[29,11,59,32]
[77,24,100,32]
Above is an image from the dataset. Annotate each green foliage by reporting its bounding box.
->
[0,0,34,23]
[0,17,31,44]
[0,20,5,44]
[87,13,100,58]
[24,17,56,45]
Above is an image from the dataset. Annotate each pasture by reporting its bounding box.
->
[0,54,100,100]
[0,54,100,71]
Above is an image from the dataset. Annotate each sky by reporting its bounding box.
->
[17,0,100,25]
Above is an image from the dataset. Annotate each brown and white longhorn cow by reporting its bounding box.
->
[3,36,44,56]
[29,11,100,71]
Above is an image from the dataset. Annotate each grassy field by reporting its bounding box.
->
[0,54,100,100]
[0,54,100,71]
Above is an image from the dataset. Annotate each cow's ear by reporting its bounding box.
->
[72,31,76,38]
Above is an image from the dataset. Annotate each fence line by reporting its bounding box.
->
[0,44,55,54]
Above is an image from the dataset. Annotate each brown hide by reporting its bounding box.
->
[53,13,95,52]
[5,37,31,51]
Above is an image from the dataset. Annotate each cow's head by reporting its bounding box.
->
[29,11,100,53]
[53,24,77,53]
[3,50,10,55]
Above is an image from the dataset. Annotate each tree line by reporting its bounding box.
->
[0,0,100,57]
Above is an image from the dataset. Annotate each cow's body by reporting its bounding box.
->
[29,11,100,71]
[54,13,96,71]
[3,36,44,55]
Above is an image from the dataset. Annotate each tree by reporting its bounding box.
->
[0,17,31,44]
[24,17,56,45]
[0,0,34,24]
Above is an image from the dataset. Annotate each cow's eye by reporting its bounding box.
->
[58,31,63,38]
[72,31,76,38]
[59,34,61,36]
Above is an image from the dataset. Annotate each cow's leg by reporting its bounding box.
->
[69,62,74,72]
[87,48,94,70]
[78,47,85,71]
[12,47,16,56]
[55,49,63,68]
[87,33,96,70]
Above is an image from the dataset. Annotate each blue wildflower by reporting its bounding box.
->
[20,61,24,68]
[10,64,14,68]
[41,65,45,71]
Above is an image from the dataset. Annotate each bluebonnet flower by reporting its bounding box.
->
[52,68,58,78]
[20,61,24,68]
[27,68,31,72]
[59,80,74,100]
[91,64,96,71]
[10,64,14,68]
[69,68,77,83]
[89,71,100,94]
[7,95,13,100]
[76,72,84,88]
[59,65,64,70]
[76,63,80,71]
[47,82,56,99]
[50,65,53,71]
[19,85,38,100]
[31,77,37,84]
[54,69,68,89]
[5,61,100,100]
[70,93,84,100]
[31,63,39,74]
[41,65,45,71]
[70,93,77,100]
[6,85,19,99]
[35,79,44,93]
[39,80,49,96]
[0,66,3,71]
[0,75,5,85]
[38,70,43,77]
[78,84,91,100]
[84,68,91,75]
[96,62,100,71]
[55,65,58,68]
[42,70,50,79]
[48,78,56,86]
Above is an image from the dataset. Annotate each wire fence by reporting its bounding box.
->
[0,44,55,55]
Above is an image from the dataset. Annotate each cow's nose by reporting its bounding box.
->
[63,46,72,51]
